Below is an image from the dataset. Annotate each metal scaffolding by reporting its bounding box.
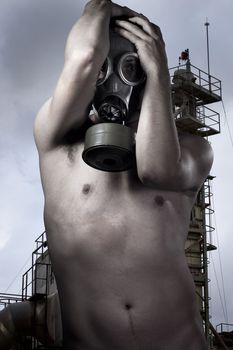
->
[170,53,232,350]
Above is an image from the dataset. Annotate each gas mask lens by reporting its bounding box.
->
[119,53,145,86]
[97,57,111,86]
[97,53,145,87]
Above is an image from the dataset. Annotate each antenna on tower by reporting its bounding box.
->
[204,18,211,90]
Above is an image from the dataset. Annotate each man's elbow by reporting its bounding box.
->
[65,39,103,75]
[137,162,177,188]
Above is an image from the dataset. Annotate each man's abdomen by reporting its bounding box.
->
[45,201,204,350]
[56,253,203,350]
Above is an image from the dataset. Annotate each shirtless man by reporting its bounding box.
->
[34,1,213,349]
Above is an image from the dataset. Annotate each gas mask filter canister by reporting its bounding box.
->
[82,29,145,172]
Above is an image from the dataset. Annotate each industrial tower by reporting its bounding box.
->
[1,51,231,349]
[170,49,222,349]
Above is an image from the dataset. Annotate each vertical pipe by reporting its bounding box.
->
[205,19,211,91]
[201,183,210,348]
[21,274,24,301]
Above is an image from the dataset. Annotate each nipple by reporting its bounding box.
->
[154,195,165,207]
[82,184,91,195]
[125,303,132,310]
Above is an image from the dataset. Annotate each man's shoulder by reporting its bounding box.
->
[178,131,213,156]
[34,98,90,156]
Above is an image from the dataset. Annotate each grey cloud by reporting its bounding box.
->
[0,0,84,93]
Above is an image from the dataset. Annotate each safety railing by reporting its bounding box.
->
[22,262,51,300]
[195,105,221,135]
[0,293,22,311]
[216,323,233,333]
[22,231,51,300]
[169,63,222,97]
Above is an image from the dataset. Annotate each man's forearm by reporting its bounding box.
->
[136,73,181,183]
[112,15,181,183]
[65,1,111,64]
[34,1,141,152]
[47,1,112,143]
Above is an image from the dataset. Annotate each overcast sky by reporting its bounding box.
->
[0,0,232,329]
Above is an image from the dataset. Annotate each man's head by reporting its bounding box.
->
[91,26,145,126]
[83,22,145,172]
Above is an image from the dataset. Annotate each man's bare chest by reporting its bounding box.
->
[45,169,192,253]
[44,162,186,217]
[42,147,195,251]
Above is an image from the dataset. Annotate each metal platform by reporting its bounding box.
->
[170,61,221,139]
[170,62,222,105]
[172,81,221,105]
[175,115,220,136]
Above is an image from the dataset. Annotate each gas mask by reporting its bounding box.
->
[82,29,145,172]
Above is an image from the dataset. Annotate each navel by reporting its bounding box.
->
[154,195,165,207]
[125,303,133,310]
[82,184,91,195]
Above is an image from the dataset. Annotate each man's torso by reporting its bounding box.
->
[40,141,206,350]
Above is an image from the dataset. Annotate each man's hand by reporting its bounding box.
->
[84,0,138,18]
[66,1,138,63]
[114,16,169,80]
[111,2,139,18]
